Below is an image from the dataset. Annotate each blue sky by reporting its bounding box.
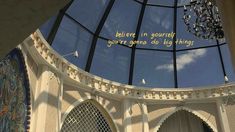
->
[40,0,235,88]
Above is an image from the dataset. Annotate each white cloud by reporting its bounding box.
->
[156,49,207,72]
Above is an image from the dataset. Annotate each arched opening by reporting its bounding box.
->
[158,110,214,132]
[61,100,116,132]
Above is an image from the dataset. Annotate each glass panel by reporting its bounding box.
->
[66,0,110,32]
[178,0,191,6]
[39,15,57,39]
[220,44,235,82]
[133,50,174,88]
[177,48,224,88]
[51,16,93,69]
[218,38,226,44]
[148,0,175,6]
[135,0,144,3]
[176,8,217,50]
[90,39,131,84]
[137,6,174,50]
[100,0,141,42]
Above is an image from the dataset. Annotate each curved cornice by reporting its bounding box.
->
[22,30,235,101]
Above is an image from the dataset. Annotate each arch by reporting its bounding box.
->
[153,106,218,132]
[61,97,118,132]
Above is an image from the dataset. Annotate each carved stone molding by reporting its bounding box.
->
[23,30,235,102]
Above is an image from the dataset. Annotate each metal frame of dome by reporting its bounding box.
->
[39,0,234,88]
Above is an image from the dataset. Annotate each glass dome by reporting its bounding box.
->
[39,0,235,88]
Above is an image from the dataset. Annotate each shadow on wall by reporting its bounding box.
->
[22,45,220,132]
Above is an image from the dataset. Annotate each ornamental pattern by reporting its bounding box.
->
[25,30,235,101]
[0,49,31,132]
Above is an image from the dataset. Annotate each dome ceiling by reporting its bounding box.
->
[39,0,235,88]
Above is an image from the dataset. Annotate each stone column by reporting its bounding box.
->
[58,76,64,131]
[123,99,132,132]
[33,65,61,132]
[141,102,149,132]
[216,99,230,132]
[33,65,50,132]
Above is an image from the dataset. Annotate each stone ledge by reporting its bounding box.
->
[23,30,235,101]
